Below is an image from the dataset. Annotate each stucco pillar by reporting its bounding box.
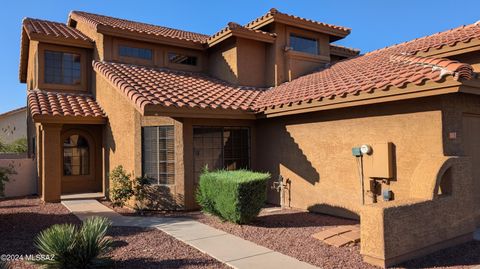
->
[41,124,63,202]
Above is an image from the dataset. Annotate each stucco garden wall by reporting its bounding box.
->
[361,156,475,267]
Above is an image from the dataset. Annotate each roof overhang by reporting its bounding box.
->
[207,23,276,48]
[95,25,205,50]
[416,38,480,58]
[258,77,478,118]
[0,106,27,118]
[31,115,106,124]
[143,104,256,120]
[19,28,29,83]
[247,11,350,42]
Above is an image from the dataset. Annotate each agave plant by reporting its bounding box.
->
[0,260,11,269]
[33,216,112,269]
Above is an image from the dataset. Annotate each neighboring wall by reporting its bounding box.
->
[0,157,36,197]
[0,108,27,144]
[255,96,445,216]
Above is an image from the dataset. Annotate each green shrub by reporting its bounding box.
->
[33,216,112,269]
[109,166,133,207]
[196,169,270,224]
[0,166,15,197]
[133,176,151,214]
[0,138,27,153]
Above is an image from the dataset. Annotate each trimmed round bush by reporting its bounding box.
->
[196,170,270,224]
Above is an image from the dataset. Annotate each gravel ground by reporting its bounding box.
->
[0,197,227,269]
[104,202,480,269]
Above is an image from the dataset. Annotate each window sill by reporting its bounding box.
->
[286,50,330,63]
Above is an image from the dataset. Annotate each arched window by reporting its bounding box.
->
[63,135,89,176]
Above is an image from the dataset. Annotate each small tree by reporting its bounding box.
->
[109,166,133,207]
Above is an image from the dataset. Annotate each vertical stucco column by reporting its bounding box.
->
[41,124,63,202]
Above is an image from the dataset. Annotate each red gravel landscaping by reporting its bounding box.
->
[0,197,226,269]
[105,202,480,269]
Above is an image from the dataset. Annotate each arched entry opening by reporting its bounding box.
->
[61,129,102,194]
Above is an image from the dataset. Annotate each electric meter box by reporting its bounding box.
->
[370,142,394,179]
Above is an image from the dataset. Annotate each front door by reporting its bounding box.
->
[193,127,250,185]
[61,128,102,194]
[462,114,480,226]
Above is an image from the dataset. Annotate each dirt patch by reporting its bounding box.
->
[109,226,227,269]
[0,197,226,269]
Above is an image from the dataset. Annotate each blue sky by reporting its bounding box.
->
[0,0,479,114]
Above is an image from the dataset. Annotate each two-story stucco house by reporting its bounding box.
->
[18,8,480,266]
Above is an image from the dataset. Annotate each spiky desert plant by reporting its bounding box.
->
[33,216,112,269]
[0,260,11,269]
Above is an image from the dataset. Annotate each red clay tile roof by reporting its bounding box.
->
[70,11,209,44]
[207,22,277,45]
[245,8,350,38]
[22,18,93,44]
[93,61,264,112]
[256,23,480,111]
[28,90,105,118]
[330,44,360,57]
[372,22,480,56]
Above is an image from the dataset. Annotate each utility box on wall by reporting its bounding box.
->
[370,142,394,179]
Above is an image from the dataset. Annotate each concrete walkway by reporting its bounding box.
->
[62,199,319,269]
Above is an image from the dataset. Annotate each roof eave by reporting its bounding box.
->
[31,115,107,124]
[27,33,94,48]
[248,13,350,41]
[19,27,29,83]
[96,25,205,50]
[207,28,276,48]
[143,104,256,120]
[257,78,464,118]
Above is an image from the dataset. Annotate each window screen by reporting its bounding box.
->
[142,126,175,185]
[44,51,81,85]
[168,52,197,66]
[119,45,153,60]
[289,34,319,55]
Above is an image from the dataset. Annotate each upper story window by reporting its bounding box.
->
[45,51,81,85]
[289,34,319,55]
[119,45,153,60]
[168,52,197,66]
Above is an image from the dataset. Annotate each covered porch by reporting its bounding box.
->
[28,89,106,202]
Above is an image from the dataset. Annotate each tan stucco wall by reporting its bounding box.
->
[236,38,266,87]
[26,40,39,90]
[208,38,238,85]
[94,73,140,179]
[0,109,27,144]
[255,96,445,216]
[361,156,475,267]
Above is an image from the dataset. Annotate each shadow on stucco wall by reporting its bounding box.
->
[307,204,360,220]
[142,185,184,211]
